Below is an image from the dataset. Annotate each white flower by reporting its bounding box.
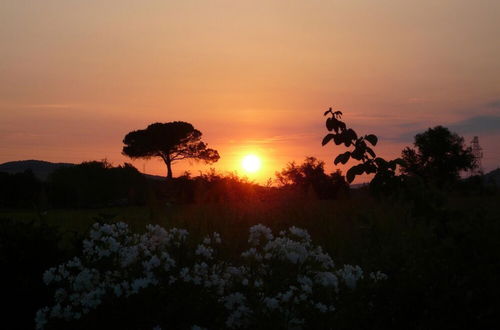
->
[288,226,311,242]
[195,244,213,259]
[248,224,273,245]
[38,221,382,328]
[224,292,246,310]
[213,232,222,244]
[191,326,206,330]
[263,297,279,310]
[35,307,49,329]
[43,268,56,285]
[314,272,339,288]
[369,271,388,282]
[337,264,364,289]
[315,302,328,313]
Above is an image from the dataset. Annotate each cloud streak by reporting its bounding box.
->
[390,115,500,143]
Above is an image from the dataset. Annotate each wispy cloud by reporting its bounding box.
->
[243,133,316,145]
[448,115,500,135]
[0,103,82,110]
[390,115,500,143]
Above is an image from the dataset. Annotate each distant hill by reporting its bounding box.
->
[0,159,166,181]
[0,160,75,180]
[484,168,500,186]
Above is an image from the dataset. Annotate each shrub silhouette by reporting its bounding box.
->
[322,108,403,189]
[122,122,220,179]
[276,157,349,199]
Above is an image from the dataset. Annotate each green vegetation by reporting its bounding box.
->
[2,189,499,329]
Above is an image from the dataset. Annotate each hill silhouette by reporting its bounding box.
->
[0,160,167,182]
[484,168,500,186]
[0,160,74,180]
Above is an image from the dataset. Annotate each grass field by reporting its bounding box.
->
[2,192,500,329]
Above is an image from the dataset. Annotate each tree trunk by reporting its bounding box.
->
[165,158,173,179]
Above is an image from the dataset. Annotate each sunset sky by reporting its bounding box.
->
[1,0,499,182]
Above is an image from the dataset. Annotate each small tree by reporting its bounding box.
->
[122,122,220,179]
[401,126,475,186]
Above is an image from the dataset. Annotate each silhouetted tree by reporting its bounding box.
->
[122,122,220,179]
[401,126,475,186]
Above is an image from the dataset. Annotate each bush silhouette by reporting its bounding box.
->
[276,157,349,199]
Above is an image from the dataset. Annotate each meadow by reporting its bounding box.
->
[2,185,499,329]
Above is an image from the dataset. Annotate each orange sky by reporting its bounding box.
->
[1,0,499,183]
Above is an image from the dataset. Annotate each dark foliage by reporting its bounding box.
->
[361,203,500,330]
[48,161,148,208]
[322,108,404,192]
[0,219,75,330]
[147,169,272,204]
[401,126,476,186]
[122,122,220,179]
[275,157,349,199]
[0,170,42,208]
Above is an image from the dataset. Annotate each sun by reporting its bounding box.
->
[241,154,262,173]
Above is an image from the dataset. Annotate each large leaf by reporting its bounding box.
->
[326,118,342,133]
[366,163,377,174]
[334,152,351,165]
[346,128,358,141]
[364,134,378,146]
[333,134,343,145]
[351,148,364,160]
[326,118,334,131]
[322,134,334,146]
[366,146,376,158]
[346,167,356,183]
[374,157,388,167]
[346,164,365,183]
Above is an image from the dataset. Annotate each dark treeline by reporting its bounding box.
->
[0,161,148,209]
[0,157,351,209]
[0,170,42,208]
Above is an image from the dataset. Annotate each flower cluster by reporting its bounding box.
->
[37,223,192,328]
[37,223,386,329]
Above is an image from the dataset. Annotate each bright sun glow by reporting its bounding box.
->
[241,154,262,173]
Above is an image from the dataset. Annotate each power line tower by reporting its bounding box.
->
[470,136,483,176]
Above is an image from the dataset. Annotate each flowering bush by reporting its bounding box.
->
[37,222,386,329]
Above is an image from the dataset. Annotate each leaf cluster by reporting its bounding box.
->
[322,107,403,184]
